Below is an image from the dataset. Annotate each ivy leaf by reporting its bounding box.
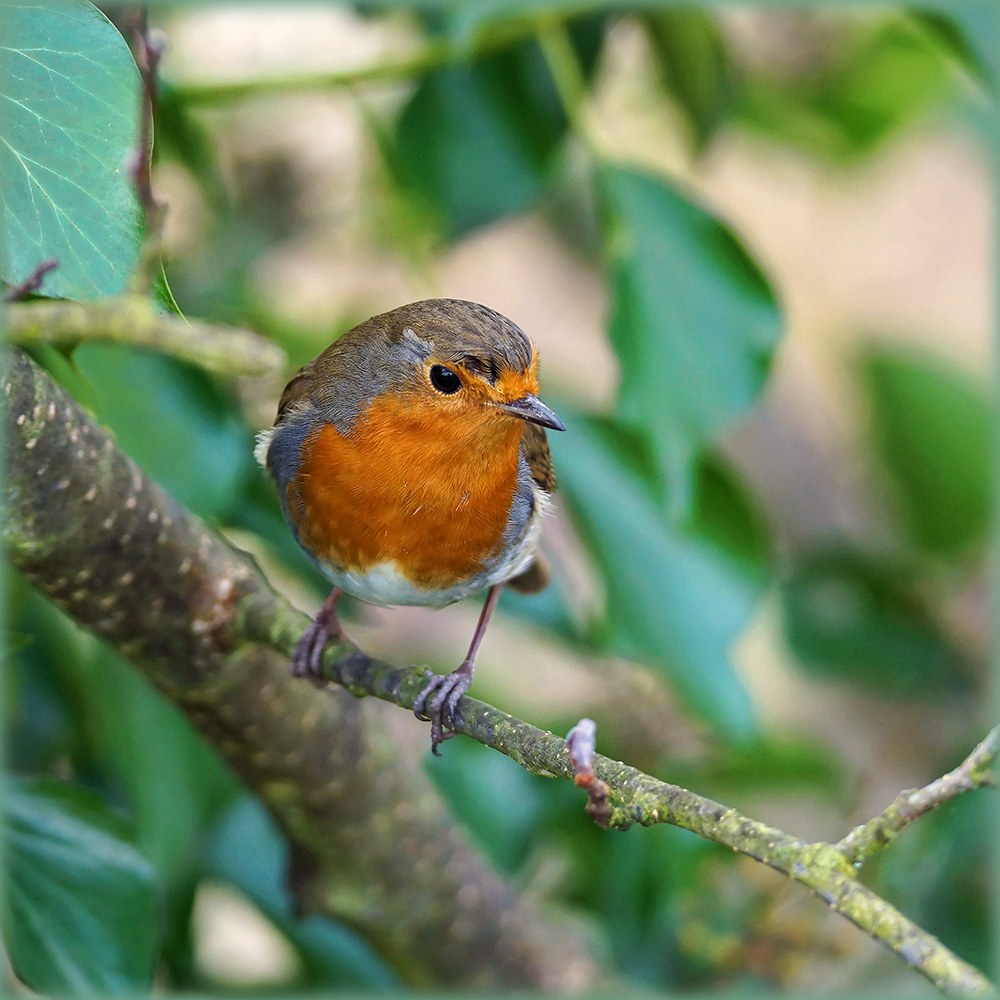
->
[551,411,758,737]
[600,164,781,519]
[390,16,605,239]
[0,0,142,299]
[4,778,158,995]
[865,348,993,559]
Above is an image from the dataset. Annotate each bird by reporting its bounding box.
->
[255,298,565,753]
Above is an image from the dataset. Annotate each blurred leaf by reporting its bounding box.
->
[865,349,993,558]
[909,3,998,86]
[390,16,604,238]
[644,8,740,150]
[738,15,958,163]
[689,450,772,585]
[155,82,230,211]
[677,734,847,798]
[781,550,963,695]
[5,571,91,776]
[72,342,254,520]
[153,263,185,318]
[0,1,142,299]
[427,738,546,873]
[872,790,991,972]
[551,411,758,737]
[63,644,238,880]
[207,796,397,989]
[600,164,780,519]
[4,778,157,995]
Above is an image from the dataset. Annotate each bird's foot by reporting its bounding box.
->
[290,588,344,683]
[413,660,473,755]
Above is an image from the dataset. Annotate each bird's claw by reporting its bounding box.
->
[290,620,334,684]
[290,589,344,684]
[413,663,472,755]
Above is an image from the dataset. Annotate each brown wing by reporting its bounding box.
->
[507,555,550,594]
[274,361,316,424]
[507,423,556,594]
[520,422,556,493]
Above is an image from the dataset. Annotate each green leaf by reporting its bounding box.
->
[390,18,604,238]
[908,3,998,87]
[71,342,253,520]
[864,349,993,558]
[427,738,545,874]
[600,164,780,518]
[781,550,964,695]
[643,8,740,150]
[551,411,758,737]
[689,450,772,585]
[737,15,958,163]
[4,778,157,995]
[0,0,142,299]
[63,643,238,880]
[676,734,847,798]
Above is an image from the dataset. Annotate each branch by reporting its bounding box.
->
[170,5,597,106]
[3,259,59,302]
[837,728,998,865]
[5,296,285,377]
[1,346,606,991]
[126,9,167,233]
[3,344,993,996]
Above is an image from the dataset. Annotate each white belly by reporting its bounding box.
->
[319,488,549,607]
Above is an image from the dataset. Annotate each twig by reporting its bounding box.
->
[170,6,598,107]
[5,297,285,377]
[126,8,166,232]
[566,718,611,827]
[3,259,58,302]
[837,727,998,865]
[3,344,994,997]
[239,597,994,996]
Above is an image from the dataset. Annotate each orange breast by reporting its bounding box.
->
[291,392,524,589]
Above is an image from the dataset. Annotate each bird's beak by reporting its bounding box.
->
[496,394,566,431]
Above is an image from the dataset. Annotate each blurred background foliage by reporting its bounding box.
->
[2,0,995,994]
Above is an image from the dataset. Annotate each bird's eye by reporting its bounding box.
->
[430,365,461,394]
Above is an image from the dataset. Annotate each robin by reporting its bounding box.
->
[256,299,565,753]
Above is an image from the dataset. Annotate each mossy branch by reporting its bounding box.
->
[836,727,998,865]
[3,345,993,996]
[5,296,286,377]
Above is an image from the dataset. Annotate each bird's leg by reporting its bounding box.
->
[291,587,344,681]
[414,583,503,755]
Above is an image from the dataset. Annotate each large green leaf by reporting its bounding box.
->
[390,16,604,238]
[864,349,993,559]
[0,1,142,299]
[600,164,780,519]
[781,550,964,695]
[4,778,157,995]
[64,643,238,880]
[71,342,253,521]
[551,411,758,737]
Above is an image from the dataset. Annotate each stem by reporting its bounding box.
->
[5,297,285,377]
[837,727,998,865]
